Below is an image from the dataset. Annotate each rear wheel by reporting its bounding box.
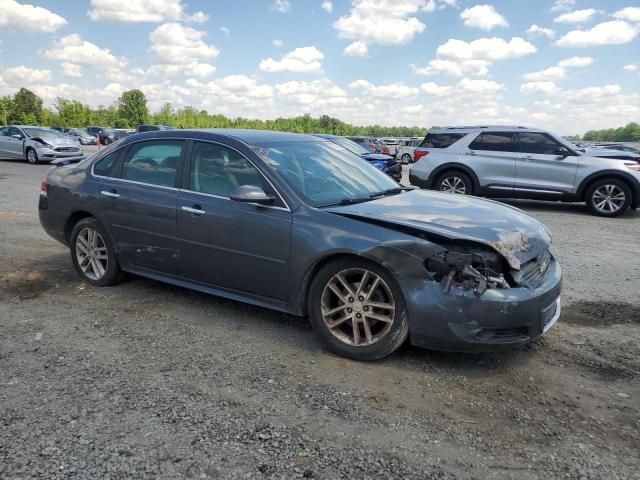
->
[308,258,409,361]
[400,153,412,164]
[70,218,124,286]
[586,178,631,217]
[435,171,472,195]
[26,148,39,165]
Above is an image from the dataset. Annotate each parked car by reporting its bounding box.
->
[39,129,561,360]
[136,125,176,133]
[113,129,133,141]
[62,128,96,145]
[346,136,378,153]
[374,139,390,155]
[380,138,400,156]
[86,126,116,145]
[409,126,640,217]
[396,138,422,164]
[589,143,640,155]
[0,125,83,164]
[578,145,640,161]
[314,134,402,181]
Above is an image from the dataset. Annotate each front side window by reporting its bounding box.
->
[121,141,183,187]
[468,132,518,153]
[189,142,269,198]
[94,150,119,177]
[421,133,465,149]
[9,127,23,138]
[519,132,563,155]
[0,127,8,136]
[254,141,397,206]
[330,137,369,155]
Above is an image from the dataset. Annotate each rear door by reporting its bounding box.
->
[465,132,518,192]
[176,140,292,301]
[96,139,185,274]
[5,127,25,159]
[515,132,579,194]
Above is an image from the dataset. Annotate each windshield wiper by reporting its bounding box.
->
[316,197,372,208]
[368,187,413,198]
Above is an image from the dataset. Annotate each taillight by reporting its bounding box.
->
[413,150,429,162]
[40,175,48,197]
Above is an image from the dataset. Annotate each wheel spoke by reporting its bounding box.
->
[365,312,393,323]
[364,277,380,301]
[367,301,394,311]
[327,315,351,329]
[335,273,356,297]
[355,271,370,297]
[328,282,348,303]
[362,318,373,345]
[323,304,347,316]
[352,318,361,345]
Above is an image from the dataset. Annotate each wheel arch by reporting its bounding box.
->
[426,163,480,192]
[576,170,640,204]
[64,211,95,245]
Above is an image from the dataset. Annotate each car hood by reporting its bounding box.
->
[581,147,640,160]
[361,153,395,163]
[30,134,78,147]
[326,190,551,270]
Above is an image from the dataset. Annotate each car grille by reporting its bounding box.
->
[55,147,80,152]
[513,249,551,287]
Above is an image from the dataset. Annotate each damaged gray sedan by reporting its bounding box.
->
[39,129,561,361]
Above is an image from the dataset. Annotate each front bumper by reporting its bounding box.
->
[36,146,83,161]
[398,258,562,352]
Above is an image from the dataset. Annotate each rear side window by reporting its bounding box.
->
[121,141,183,188]
[518,132,562,155]
[468,133,518,152]
[421,133,464,149]
[93,151,119,177]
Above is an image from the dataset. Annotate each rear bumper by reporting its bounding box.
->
[398,258,562,352]
[409,171,429,189]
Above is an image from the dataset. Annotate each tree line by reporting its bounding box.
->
[0,87,427,138]
[582,123,640,142]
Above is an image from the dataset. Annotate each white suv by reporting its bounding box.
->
[409,126,640,217]
[395,138,422,164]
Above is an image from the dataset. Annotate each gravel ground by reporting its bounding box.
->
[1,159,639,479]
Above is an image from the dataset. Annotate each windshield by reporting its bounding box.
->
[329,136,370,155]
[254,141,398,206]
[24,128,64,138]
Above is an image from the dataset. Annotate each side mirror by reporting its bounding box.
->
[554,147,570,157]
[230,185,275,206]
[11,134,22,139]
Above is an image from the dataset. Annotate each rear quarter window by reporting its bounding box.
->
[421,133,465,149]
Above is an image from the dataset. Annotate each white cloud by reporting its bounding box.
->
[88,0,208,23]
[321,1,333,13]
[43,34,126,70]
[550,0,575,13]
[623,64,638,72]
[554,8,598,24]
[520,81,560,94]
[555,20,640,47]
[349,79,420,98]
[149,22,219,76]
[272,39,283,47]
[526,24,555,39]
[458,77,503,93]
[0,66,51,87]
[272,0,291,13]
[0,0,67,33]
[343,41,368,57]
[334,0,427,47]
[61,62,82,78]
[220,26,231,39]
[419,82,451,96]
[612,7,640,23]
[422,0,458,12]
[437,36,536,61]
[275,79,348,106]
[411,58,490,77]
[523,56,592,82]
[460,4,508,31]
[260,46,324,73]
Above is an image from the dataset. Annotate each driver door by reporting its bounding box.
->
[176,140,292,301]
[5,127,25,159]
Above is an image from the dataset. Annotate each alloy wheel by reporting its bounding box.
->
[592,184,626,214]
[439,176,466,194]
[320,268,395,347]
[75,227,109,280]
[27,149,37,164]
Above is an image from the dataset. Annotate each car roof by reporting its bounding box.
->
[430,125,546,134]
[196,128,326,143]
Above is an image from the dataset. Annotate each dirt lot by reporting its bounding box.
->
[1,159,639,479]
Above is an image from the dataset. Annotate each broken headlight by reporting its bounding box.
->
[425,246,511,297]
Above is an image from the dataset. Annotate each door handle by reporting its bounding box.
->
[181,205,206,215]
[100,190,120,198]
[523,155,533,161]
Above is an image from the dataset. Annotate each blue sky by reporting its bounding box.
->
[0,0,639,134]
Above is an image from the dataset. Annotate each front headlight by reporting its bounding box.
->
[36,141,53,148]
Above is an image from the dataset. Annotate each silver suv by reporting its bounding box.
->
[409,126,640,217]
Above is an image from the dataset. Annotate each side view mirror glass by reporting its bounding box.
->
[230,185,275,205]
[11,134,22,139]
[554,147,569,157]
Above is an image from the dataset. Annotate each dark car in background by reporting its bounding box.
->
[136,125,176,133]
[39,129,561,361]
[346,136,378,153]
[113,129,133,141]
[86,126,116,145]
[314,134,402,181]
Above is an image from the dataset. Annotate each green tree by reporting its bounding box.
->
[0,96,12,125]
[118,89,148,127]
[10,88,43,124]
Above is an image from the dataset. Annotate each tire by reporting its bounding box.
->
[400,153,412,164]
[26,148,39,165]
[70,217,124,286]
[434,170,473,195]
[308,257,409,361]
[585,178,632,217]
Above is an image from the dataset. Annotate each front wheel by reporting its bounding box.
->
[308,258,409,361]
[26,148,39,165]
[435,171,472,195]
[70,218,124,286]
[400,153,412,164]
[586,178,631,217]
